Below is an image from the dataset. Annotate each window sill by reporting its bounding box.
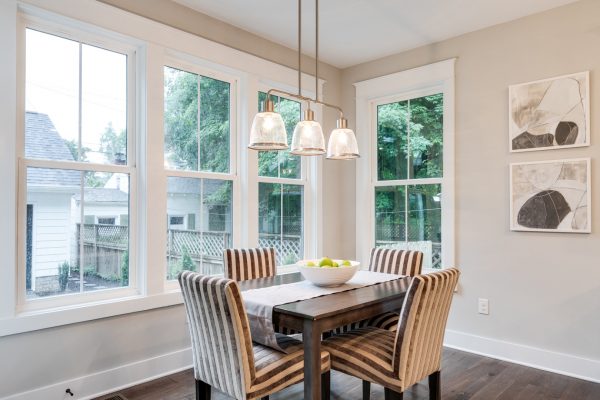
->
[0,290,184,337]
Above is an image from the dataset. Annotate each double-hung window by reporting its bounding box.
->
[356,59,455,271]
[20,26,137,307]
[256,91,305,266]
[163,63,236,279]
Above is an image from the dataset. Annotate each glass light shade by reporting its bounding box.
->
[327,127,360,160]
[290,120,326,155]
[248,111,288,150]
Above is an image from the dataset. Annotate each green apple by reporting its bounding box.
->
[319,257,333,267]
[306,261,316,267]
[341,260,351,267]
[332,261,339,268]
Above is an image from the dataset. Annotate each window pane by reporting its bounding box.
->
[377,101,409,180]
[25,168,130,298]
[164,67,231,173]
[258,92,301,179]
[82,44,128,165]
[200,76,230,173]
[164,67,198,170]
[25,29,128,165]
[258,183,303,265]
[375,186,406,244]
[408,185,442,269]
[81,172,130,292]
[409,94,443,179]
[166,177,232,279]
[374,184,442,270]
[26,29,79,163]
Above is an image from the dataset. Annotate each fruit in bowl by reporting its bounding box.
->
[298,258,360,287]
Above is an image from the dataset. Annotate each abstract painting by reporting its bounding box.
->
[509,72,590,152]
[510,159,591,233]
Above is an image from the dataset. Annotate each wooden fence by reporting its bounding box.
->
[77,224,303,278]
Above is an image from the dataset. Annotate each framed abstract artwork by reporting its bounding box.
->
[510,159,591,233]
[509,71,590,152]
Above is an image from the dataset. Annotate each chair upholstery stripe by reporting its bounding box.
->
[224,248,276,281]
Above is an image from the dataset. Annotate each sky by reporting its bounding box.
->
[25,28,127,164]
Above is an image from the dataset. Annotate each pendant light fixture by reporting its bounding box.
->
[249,0,359,160]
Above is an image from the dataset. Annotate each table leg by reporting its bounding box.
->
[303,319,322,400]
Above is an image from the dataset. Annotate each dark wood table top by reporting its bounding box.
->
[238,272,412,321]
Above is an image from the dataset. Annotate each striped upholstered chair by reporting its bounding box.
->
[333,248,423,334]
[178,271,331,400]
[224,248,276,281]
[323,268,459,400]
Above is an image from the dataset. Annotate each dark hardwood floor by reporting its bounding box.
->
[96,348,599,400]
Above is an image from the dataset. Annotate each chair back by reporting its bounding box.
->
[392,268,459,389]
[224,247,276,281]
[178,271,255,399]
[369,248,423,276]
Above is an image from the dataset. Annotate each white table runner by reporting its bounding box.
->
[241,270,403,351]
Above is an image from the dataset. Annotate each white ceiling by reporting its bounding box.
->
[173,0,578,68]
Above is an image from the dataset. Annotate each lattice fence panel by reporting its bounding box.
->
[259,234,302,265]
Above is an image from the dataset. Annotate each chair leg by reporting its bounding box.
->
[428,371,441,400]
[384,387,403,400]
[321,371,331,400]
[362,380,371,400]
[195,379,211,400]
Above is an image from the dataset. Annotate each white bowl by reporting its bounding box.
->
[297,260,360,287]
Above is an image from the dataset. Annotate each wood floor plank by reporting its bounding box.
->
[95,348,600,400]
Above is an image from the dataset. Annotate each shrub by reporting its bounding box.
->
[121,250,129,286]
[58,261,70,292]
[180,246,196,272]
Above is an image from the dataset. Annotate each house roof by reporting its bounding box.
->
[167,177,227,196]
[74,188,129,203]
[25,111,80,188]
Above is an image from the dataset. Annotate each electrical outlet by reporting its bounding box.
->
[478,298,489,315]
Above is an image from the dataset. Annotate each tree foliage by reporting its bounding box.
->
[163,68,230,173]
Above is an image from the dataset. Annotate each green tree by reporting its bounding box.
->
[100,122,127,164]
[163,68,230,174]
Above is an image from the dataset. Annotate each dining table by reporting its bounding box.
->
[238,271,412,400]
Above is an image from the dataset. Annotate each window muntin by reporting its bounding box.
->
[164,66,231,173]
[374,93,444,269]
[22,28,134,302]
[258,183,304,265]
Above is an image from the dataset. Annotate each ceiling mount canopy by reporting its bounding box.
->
[248,0,359,160]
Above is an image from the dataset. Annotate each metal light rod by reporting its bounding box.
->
[265,88,345,119]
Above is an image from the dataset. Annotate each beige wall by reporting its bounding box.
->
[341,0,600,363]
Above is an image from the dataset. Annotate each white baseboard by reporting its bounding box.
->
[444,329,600,383]
[2,347,192,400]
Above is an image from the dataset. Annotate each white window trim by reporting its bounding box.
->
[354,59,456,273]
[0,0,324,336]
